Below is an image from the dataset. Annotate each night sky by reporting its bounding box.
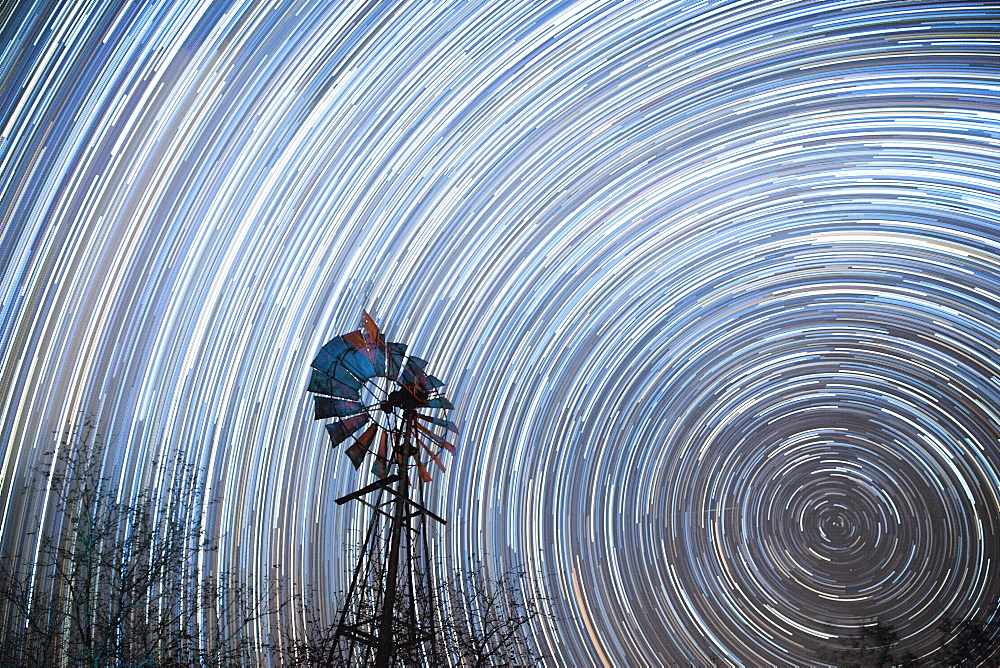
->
[2,0,1000,665]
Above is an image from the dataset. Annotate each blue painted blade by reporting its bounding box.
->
[415,413,458,432]
[330,361,363,389]
[424,396,453,410]
[308,369,361,400]
[341,348,376,381]
[314,397,365,419]
[312,337,351,374]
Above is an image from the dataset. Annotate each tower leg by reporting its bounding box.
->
[374,465,408,667]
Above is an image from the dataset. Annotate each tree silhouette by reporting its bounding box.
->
[437,557,549,667]
[822,620,917,667]
[0,419,268,666]
[275,556,552,666]
[933,615,1000,666]
[824,615,1000,667]
[0,419,560,666]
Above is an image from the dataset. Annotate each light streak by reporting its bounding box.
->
[1,0,999,664]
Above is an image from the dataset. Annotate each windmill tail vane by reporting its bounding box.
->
[308,311,458,480]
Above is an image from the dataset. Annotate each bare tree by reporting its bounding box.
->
[437,557,548,667]
[273,556,552,667]
[0,419,268,666]
[272,587,351,667]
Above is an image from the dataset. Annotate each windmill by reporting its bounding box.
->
[308,312,457,666]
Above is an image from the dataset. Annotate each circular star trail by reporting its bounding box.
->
[1,0,999,664]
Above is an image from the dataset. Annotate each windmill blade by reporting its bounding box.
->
[426,375,445,389]
[372,430,390,478]
[356,423,378,450]
[328,360,363,390]
[344,442,365,469]
[416,462,432,483]
[407,356,429,371]
[421,442,447,472]
[340,347,376,380]
[404,373,428,394]
[414,413,458,433]
[342,330,365,348]
[424,396,453,410]
[356,316,388,367]
[311,347,337,375]
[414,421,456,453]
[312,334,368,389]
[308,369,361,401]
[312,337,352,374]
[326,414,368,446]
[345,424,378,469]
[314,397,365,419]
[367,345,387,375]
[386,342,407,379]
[399,361,428,390]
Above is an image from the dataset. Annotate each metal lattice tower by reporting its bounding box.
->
[308,313,457,666]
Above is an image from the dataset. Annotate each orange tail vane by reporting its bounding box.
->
[361,311,383,347]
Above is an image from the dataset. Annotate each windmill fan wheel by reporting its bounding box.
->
[308,312,457,482]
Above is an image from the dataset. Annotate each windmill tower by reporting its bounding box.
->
[308,312,458,666]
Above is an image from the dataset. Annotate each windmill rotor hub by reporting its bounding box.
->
[383,386,428,412]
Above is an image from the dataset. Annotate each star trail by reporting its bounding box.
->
[1,0,999,664]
